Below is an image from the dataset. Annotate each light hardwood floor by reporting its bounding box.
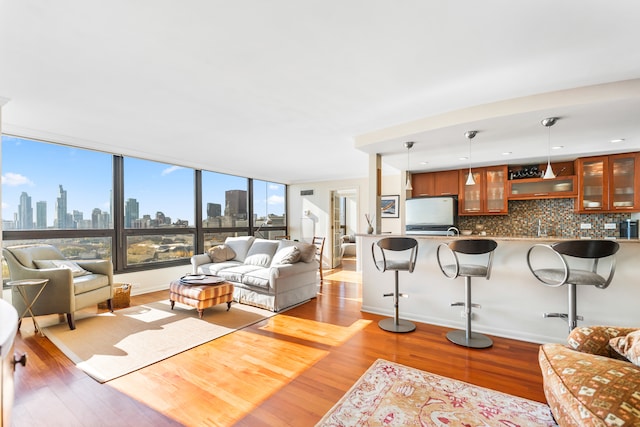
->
[11,258,547,426]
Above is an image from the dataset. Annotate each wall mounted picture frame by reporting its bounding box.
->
[380,195,399,218]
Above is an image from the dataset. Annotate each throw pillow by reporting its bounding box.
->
[272,246,301,264]
[297,243,316,263]
[33,259,90,277]
[207,244,236,263]
[610,330,640,366]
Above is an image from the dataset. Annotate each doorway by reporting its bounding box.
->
[329,188,358,268]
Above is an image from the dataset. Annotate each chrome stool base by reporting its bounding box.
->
[446,330,493,349]
[379,318,416,333]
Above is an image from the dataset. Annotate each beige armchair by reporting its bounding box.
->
[3,244,114,330]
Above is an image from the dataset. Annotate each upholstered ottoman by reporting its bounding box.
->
[169,278,233,318]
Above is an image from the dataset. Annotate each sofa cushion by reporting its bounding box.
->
[241,268,271,289]
[276,240,316,263]
[610,330,640,366]
[272,246,301,264]
[244,239,279,267]
[216,265,265,284]
[197,260,242,276]
[342,234,355,243]
[73,273,111,294]
[34,259,91,277]
[207,244,236,263]
[539,343,640,427]
[223,236,255,262]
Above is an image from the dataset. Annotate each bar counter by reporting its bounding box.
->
[357,234,639,344]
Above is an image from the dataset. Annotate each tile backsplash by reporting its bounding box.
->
[457,199,633,239]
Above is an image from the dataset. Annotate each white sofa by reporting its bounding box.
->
[190,236,319,312]
[341,234,357,258]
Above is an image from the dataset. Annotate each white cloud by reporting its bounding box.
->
[268,195,285,205]
[161,166,184,176]
[1,172,33,186]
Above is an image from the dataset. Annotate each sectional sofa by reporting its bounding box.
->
[190,236,320,312]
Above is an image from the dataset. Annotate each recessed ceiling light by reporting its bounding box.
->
[551,145,563,150]
[611,138,625,143]
[502,152,512,156]
[420,161,428,165]
[459,156,468,161]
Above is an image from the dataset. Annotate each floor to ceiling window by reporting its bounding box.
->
[252,179,287,240]
[201,170,249,250]
[1,135,288,276]
[122,157,196,267]
[1,135,114,278]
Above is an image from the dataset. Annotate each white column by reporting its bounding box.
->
[368,153,382,234]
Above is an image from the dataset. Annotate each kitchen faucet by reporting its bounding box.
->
[447,226,459,237]
[537,219,547,237]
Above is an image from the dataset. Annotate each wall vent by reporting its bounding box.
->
[300,190,314,196]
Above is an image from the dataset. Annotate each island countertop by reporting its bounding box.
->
[356,233,640,243]
[356,234,639,344]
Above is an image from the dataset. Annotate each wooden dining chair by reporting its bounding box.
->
[312,236,326,282]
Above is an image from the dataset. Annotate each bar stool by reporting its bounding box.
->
[437,239,497,348]
[371,237,418,333]
[526,240,619,333]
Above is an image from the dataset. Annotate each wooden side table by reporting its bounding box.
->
[7,279,49,335]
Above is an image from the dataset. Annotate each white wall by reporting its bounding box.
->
[287,171,403,269]
[288,178,367,269]
[381,172,403,235]
[114,265,187,296]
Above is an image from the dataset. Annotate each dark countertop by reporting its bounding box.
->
[357,233,640,243]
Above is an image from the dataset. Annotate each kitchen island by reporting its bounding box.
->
[358,234,639,344]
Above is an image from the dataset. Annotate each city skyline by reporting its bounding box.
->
[2,135,286,229]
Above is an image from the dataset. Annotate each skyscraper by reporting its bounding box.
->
[18,192,33,229]
[225,190,247,219]
[55,185,68,229]
[36,201,47,229]
[92,208,102,228]
[207,203,222,218]
[125,198,139,228]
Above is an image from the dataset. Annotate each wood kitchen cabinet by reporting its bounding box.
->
[411,170,458,197]
[458,165,508,215]
[576,152,640,212]
[508,176,577,200]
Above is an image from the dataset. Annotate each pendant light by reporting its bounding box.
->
[464,131,477,186]
[404,141,414,191]
[541,117,558,179]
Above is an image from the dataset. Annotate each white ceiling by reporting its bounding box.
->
[2,1,640,184]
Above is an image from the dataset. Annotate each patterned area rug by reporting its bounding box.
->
[316,359,557,427]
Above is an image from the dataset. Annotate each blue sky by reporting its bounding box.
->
[2,135,284,227]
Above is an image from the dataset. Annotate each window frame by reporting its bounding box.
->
[2,135,288,275]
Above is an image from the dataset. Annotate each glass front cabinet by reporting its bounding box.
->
[576,152,640,212]
[458,165,508,215]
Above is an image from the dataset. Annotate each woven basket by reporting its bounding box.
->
[98,284,131,309]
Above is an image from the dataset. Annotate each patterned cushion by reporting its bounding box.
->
[567,326,639,360]
[539,343,640,426]
[610,330,640,367]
